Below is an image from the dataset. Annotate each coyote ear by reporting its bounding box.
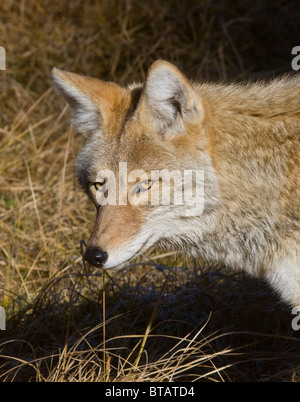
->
[51,68,124,133]
[142,60,204,135]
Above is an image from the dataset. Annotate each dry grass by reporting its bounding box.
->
[1,0,300,382]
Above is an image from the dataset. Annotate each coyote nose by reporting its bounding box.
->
[84,247,108,267]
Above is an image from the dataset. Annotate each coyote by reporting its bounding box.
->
[52,60,300,307]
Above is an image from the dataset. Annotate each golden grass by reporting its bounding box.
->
[1,0,300,382]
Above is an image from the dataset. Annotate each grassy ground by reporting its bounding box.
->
[1,0,300,382]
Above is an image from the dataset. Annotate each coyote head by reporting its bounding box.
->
[52,60,218,269]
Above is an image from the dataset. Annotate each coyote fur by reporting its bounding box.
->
[52,60,300,307]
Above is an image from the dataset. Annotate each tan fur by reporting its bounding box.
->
[52,60,300,307]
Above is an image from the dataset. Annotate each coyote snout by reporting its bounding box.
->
[52,59,300,307]
[83,247,108,268]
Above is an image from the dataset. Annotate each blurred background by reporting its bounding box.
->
[2,1,300,87]
[0,0,300,382]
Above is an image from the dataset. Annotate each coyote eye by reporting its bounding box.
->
[92,181,105,191]
[137,179,153,192]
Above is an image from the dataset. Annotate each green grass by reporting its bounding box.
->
[0,0,300,382]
